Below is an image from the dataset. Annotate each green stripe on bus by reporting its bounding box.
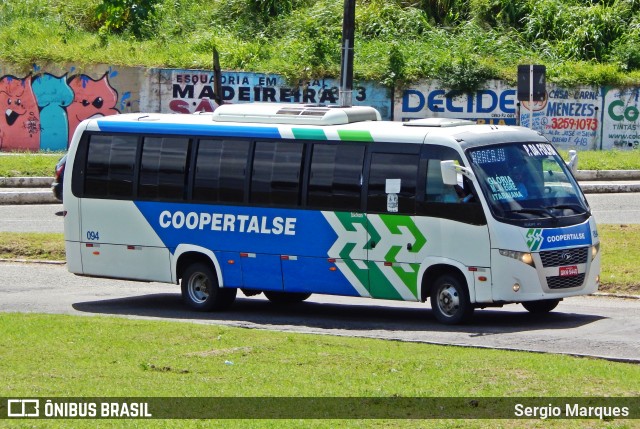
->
[337,130,374,142]
[368,263,404,300]
[292,128,327,140]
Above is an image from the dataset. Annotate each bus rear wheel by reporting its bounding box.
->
[522,299,560,314]
[181,262,236,311]
[264,291,312,304]
[430,274,474,324]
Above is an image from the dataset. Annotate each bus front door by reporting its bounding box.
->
[365,149,423,301]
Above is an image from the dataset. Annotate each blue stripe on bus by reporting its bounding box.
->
[538,223,592,250]
[133,201,363,296]
[96,120,283,139]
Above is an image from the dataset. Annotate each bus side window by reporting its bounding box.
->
[84,134,138,199]
[420,147,486,225]
[367,153,419,214]
[250,141,304,207]
[138,136,191,201]
[307,144,365,211]
[193,139,250,204]
[425,158,462,203]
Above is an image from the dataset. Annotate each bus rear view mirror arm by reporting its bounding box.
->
[566,150,578,174]
[440,160,474,186]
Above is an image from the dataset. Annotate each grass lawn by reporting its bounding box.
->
[0,313,638,428]
[598,225,640,295]
[0,152,64,177]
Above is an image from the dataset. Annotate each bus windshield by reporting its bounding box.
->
[466,142,590,225]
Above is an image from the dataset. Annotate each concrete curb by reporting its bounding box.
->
[574,170,640,181]
[592,292,640,300]
[0,189,59,204]
[0,258,66,265]
[0,177,53,188]
[580,183,640,193]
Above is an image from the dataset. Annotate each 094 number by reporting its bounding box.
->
[86,231,100,241]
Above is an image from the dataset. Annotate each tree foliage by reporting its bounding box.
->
[96,0,158,39]
[1,0,640,89]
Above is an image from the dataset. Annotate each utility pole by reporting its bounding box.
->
[339,0,356,107]
[213,47,223,107]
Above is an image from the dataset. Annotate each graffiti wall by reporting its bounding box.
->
[519,86,601,150]
[396,80,518,125]
[396,81,639,150]
[140,69,391,120]
[603,87,640,150]
[0,64,138,152]
[1,62,639,152]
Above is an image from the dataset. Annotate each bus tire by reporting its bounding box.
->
[264,291,312,304]
[522,299,560,314]
[181,262,236,311]
[430,274,474,324]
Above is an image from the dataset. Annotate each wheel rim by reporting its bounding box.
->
[188,272,210,303]
[436,284,460,318]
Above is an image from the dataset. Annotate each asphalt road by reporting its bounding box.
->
[1,262,638,363]
[0,193,638,234]
[586,193,640,224]
[0,204,64,233]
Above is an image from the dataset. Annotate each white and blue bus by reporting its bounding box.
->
[63,103,600,324]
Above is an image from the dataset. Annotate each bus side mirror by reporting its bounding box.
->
[441,160,458,185]
[441,160,474,185]
[566,150,578,174]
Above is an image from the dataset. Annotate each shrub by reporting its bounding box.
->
[357,0,431,38]
[608,16,640,70]
[523,0,632,61]
[96,0,159,39]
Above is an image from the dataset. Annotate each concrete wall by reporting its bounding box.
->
[1,63,638,152]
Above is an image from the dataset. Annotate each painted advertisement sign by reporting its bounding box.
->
[519,86,601,150]
[149,69,391,120]
[602,87,640,150]
[395,80,517,125]
[0,65,134,151]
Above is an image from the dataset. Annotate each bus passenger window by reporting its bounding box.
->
[250,141,304,207]
[193,139,250,203]
[308,144,365,211]
[367,153,418,214]
[138,137,190,201]
[85,134,137,199]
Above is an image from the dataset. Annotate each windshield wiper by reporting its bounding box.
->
[505,208,557,220]
[543,204,589,214]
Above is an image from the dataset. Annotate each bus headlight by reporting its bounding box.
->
[591,243,600,261]
[499,249,535,268]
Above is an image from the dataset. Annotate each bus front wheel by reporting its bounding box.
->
[522,299,560,314]
[181,262,236,311]
[430,274,474,324]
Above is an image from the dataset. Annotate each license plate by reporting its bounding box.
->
[559,265,579,277]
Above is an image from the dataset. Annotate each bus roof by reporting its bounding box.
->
[87,104,548,148]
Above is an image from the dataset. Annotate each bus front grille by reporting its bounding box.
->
[546,273,586,289]
[540,247,589,267]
